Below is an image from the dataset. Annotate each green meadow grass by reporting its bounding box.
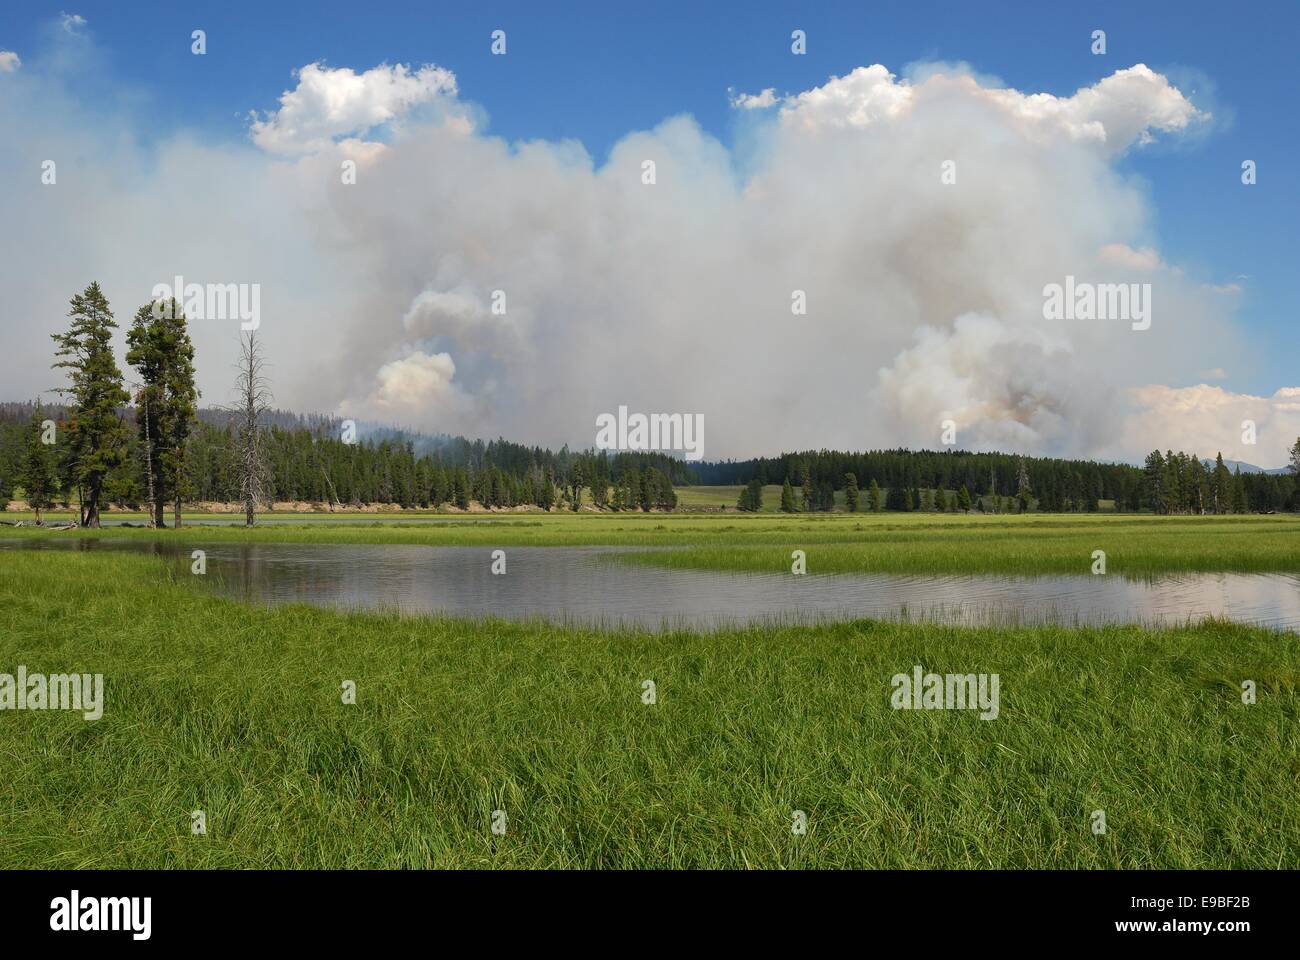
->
[3,511,1298,576]
[675,484,826,511]
[671,485,1118,513]
[1,548,1298,868]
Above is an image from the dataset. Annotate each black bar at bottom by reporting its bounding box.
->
[0,869,1281,945]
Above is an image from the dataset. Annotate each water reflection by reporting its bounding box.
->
[5,539,1299,631]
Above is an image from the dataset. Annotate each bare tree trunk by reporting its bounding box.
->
[85,482,100,528]
[321,465,339,512]
[232,330,272,528]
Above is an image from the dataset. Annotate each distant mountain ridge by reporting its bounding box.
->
[1200,457,1290,476]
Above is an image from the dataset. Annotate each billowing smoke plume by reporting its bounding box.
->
[1,30,1293,465]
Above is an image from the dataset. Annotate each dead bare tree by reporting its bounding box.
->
[232,330,272,527]
[320,464,340,512]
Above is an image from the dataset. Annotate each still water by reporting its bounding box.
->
[6,538,1299,631]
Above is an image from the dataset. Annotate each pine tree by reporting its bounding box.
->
[20,401,58,523]
[1015,457,1032,512]
[780,477,796,513]
[622,471,638,512]
[654,470,678,510]
[1212,452,1232,514]
[844,472,859,512]
[638,469,653,511]
[542,469,558,510]
[127,299,199,527]
[738,478,763,512]
[1142,450,1166,514]
[1162,451,1182,514]
[51,282,130,527]
[1231,468,1247,513]
[453,467,470,509]
[591,472,609,510]
[868,478,883,512]
[957,485,972,513]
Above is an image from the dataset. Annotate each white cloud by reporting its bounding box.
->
[0,51,20,73]
[778,64,913,130]
[0,54,1275,463]
[773,62,1207,156]
[249,62,458,155]
[980,64,1208,153]
[729,87,778,110]
[1123,385,1300,466]
[59,12,86,33]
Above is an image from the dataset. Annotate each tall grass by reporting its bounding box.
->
[2,549,1297,868]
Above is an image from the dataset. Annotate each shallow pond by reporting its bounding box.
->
[5,538,1298,631]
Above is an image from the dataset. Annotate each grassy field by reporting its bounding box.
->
[675,484,826,511]
[3,511,1298,576]
[1,547,1297,868]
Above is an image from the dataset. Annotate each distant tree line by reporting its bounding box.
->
[0,399,688,517]
[706,446,1299,514]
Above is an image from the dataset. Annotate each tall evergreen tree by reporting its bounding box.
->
[884,482,903,511]
[1231,467,1247,513]
[1142,450,1166,514]
[51,282,130,527]
[844,472,859,512]
[737,477,763,512]
[653,469,678,509]
[20,401,58,523]
[957,485,972,513]
[780,477,796,513]
[1211,453,1232,514]
[127,299,199,527]
[543,468,559,510]
[868,478,883,512]
[571,463,584,512]
[1015,457,1032,512]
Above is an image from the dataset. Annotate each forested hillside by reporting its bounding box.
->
[3,399,1296,514]
[0,401,688,512]
[706,447,1299,514]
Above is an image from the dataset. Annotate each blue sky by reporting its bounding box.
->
[1,1,1295,460]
